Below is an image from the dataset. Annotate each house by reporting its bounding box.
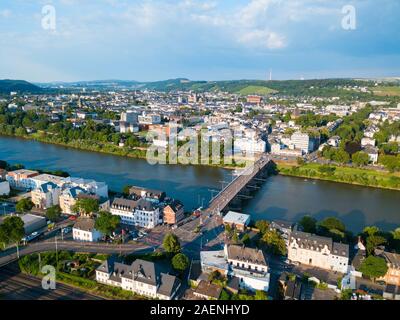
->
[279,273,303,300]
[288,231,349,273]
[375,250,400,286]
[361,137,376,147]
[327,136,341,147]
[222,211,251,231]
[363,145,379,164]
[96,258,181,300]
[31,182,60,209]
[72,217,102,242]
[225,244,270,292]
[129,186,165,202]
[6,169,39,190]
[163,200,184,225]
[269,220,293,245]
[59,186,86,214]
[193,280,222,300]
[383,285,400,300]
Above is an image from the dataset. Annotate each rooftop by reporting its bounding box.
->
[223,211,251,226]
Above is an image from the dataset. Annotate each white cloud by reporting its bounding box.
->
[238,29,286,49]
[0,9,12,18]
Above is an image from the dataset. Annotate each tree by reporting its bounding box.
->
[72,198,99,216]
[219,289,231,300]
[352,151,370,167]
[254,290,268,300]
[359,256,388,281]
[366,235,387,256]
[163,233,181,255]
[171,253,189,273]
[255,220,270,234]
[95,211,121,236]
[46,205,61,222]
[15,198,33,213]
[318,217,346,233]
[261,230,287,256]
[298,216,317,233]
[363,226,380,237]
[122,185,132,196]
[241,233,251,245]
[0,216,25,249]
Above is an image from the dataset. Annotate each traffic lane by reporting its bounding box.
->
[0,264,104,300]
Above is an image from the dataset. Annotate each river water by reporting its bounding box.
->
[0,136,399,233]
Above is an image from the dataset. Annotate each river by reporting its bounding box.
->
[0,136,399,233]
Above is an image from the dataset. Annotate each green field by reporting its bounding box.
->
[278,163,400,190]
[237,85,277,96]
[372,86,400,97]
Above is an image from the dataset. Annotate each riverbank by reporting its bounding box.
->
[277,162,400,191]
[0,131,245,170]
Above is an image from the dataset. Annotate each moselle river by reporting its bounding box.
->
[0,136,399,233]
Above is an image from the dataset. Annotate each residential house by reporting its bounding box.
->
[72,217,102,242]
[269,220,293,246]
[288,231,349,273]
[363,145,379,164]
[96,258,181,300]
[376,250,400,286]
[163,200,184,225]
[31,182,61,209]
[193,280,222,300]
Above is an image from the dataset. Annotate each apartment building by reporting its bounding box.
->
[288,231,349,273]
[110,198,137,225]
[6,169,39,190]
[72,217,102,242]
[59,186,86,214]
[376,250,400,286]
[63,177,108,198]
[31,182,60,209]
[96,258,181,300]
[163,200,185,225]
[291,132,316,154]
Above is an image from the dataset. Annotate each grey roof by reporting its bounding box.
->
[132,259,157,286]
[135,198,158,211]
[379,251,400,269]
[129,186,165,199]
[73,217,97,232]
[226,245,267,266]
[158,273,181,297]
[290,231,349,258]
[270,220,293,231]
[111,197,137,211]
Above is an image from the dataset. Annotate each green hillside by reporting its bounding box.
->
[237,85,278,95]
[0,80,42,93]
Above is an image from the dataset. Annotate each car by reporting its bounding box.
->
[62,227,72,234]
[291,261,300,266]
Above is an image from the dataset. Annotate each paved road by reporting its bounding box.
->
[0,240,154,268]
[0,263,104,300]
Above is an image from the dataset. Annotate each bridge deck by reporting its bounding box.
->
[206,156,271,214]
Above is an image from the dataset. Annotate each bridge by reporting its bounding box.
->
[205,155,273,215]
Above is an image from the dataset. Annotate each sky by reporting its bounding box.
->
[0,0,399,82]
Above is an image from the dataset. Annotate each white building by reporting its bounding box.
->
[30,173,67,189]
[138,113,161,125]
[0,180,10,196]
[6,169,39,190]
[234,138,266,154]
[291,132,316,154]
[121,110,138,124]
[64,177,108,198]
[225,244,270,292]
[72,217,102,242]
[288,231,349,274]
[96,258,181,300]
[361,137,376,147]
[31,182,61,209]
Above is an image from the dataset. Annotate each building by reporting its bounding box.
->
[63,177,108,198]
[6,169,39,190]
[121,110,138,124]
[96,258,181,300]
[288,231,349,273]
[163,200,184,225]
[30,173,67,189]
[72,217,102,242]
[129,186,165,202]
[222,211,251,231]
[31,182,60,209]
[225,244,270,292]
[376,250,400,286]
[200,250,229,275]
[59,186,86,214]
[20,214,47,235]
[193,280,222,300]
[247,95,262,105]
[138,113,161,125]
[269,220,293,245]
[234,138,266,154]
[110,198,137,225]
[290,132,318,154]
[363,145,379,164]
[0,180,10,196]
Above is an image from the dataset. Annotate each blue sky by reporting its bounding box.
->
[0,0,399,82]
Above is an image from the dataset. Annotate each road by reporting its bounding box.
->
[0,263,104,300]
[0,240,155,268]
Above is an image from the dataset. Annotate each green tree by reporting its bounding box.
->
[122,185,132,196]
[298,216,317,233]
[219,289,231,300]
[46,205,62,222]
[95,211,121,236]
[359,256,388,281]
[15,198,33,213]
[0,216,25,249]
[254,290,268,300]
[363,226,380,237]
[171,253,190,273]
[241,233,251,245]
[352,151,370,167]
[318,217,346,233]
[163,233,181,254]
[261,230,287,256]
[72,198,99,216]
[255,220,270,234]
[366,235,387,256]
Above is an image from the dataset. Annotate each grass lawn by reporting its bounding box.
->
[278,163,400,190]
[372,86,400,97]
[237,85,278,96]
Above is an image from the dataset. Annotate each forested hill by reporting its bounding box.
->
[0,80,43,94]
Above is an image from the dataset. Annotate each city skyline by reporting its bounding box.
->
[0,0,400,82]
